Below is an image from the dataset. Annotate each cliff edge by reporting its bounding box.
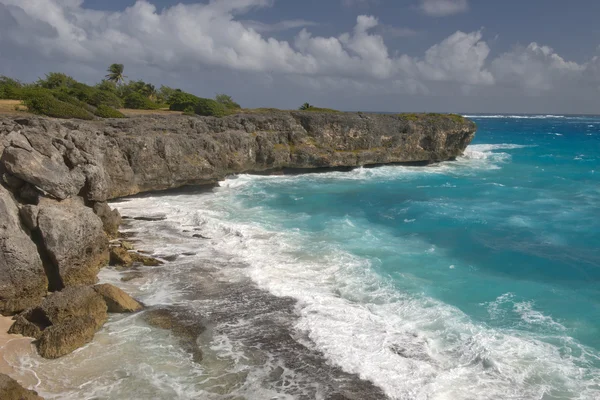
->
[0,111,476,358]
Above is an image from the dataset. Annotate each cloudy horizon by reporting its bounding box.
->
[1,0,599,114]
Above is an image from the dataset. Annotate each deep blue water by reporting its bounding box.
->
[105,115,600,399]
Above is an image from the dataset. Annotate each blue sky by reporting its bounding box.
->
[1,0,600,113]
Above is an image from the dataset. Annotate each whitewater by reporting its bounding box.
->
[13,115,600,399]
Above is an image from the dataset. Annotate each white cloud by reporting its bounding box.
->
[491,43,585,91]
[0,0,492,86]
[1,0,600,113]
[241,19,318,33]
[419,0,469,17]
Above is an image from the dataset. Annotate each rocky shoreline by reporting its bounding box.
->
[0,112,476,398]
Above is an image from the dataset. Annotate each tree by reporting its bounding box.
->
[105,64,127,85]
[299,102,312,110]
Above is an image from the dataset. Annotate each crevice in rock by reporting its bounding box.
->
[30,228,64,292]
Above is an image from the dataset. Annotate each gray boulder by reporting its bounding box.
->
[37,198,108,287]
[0,185,47,315]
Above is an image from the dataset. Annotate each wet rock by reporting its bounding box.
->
[120,241,134,250]
[109,246,133,267]
[121,271,143,282]
[144,307,205,363]
[37,198,109,287]
[94,283,143,313]
[0,185,47,315]
[109,247,162,268]
[92,202,121,238]
[130,252,163,267]
[37,316,100,359]
[9,286,108,358]
[133,216,166,222]
[0,373,43,400]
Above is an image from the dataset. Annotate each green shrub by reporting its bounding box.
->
[215,93,241,110]
[124,92,160,109]
[23,89,94,120]
[194,98,230,117]
[182,106,195,116]
[90,90,123,108]
[0,76,23,99]
[301,106,340,113]
[94,105,126,118]
[37,72,77,89]
[168,92,200,111]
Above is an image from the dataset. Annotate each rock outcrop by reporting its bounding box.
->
[0,185,47,315]
[36,198,108,288]
[0,373,43,400]
[94,283,142,313]
[9,286,108,358]
[0,112,476,358]
[0,113,476,201]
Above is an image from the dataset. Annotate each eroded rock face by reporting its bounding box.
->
[0,185,47,315]
[0,113,476,200]
[9,286,108,359]
[0,373,43,400]
[92,202,121,238]
[37,198,108,288]
[94,283,143,313]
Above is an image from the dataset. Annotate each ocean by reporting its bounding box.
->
[24,115,600,399]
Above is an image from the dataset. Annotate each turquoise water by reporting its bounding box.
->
[205,115,600,398]
[97,115,600,399]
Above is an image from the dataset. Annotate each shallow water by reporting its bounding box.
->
[12,115,600,399]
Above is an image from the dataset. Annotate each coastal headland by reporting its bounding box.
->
[0,111,476,398]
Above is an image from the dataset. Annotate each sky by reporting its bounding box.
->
[1,0,600,114]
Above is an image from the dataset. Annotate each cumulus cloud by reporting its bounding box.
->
[491,43,585,91]
[0,0,491,86]
[1,0,599,113]
[419,0,469,17]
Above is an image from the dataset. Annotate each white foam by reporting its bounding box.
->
[106,187,600,400]
[463,114,567,119]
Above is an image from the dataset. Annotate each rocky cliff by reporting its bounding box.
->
[0,112,476,359]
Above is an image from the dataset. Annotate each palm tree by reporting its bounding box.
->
[105,64,127,85]
[299,102,312,110]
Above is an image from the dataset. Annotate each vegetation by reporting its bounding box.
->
[195,98,230,117]
[168,91,201,111]
[94,105,126,118]
[0,76,23,100]
[298,103,340,113]
[23,89,94,120]
[215,93,241,110]
[398,113,466,122]
[124,92,160,110]
[105,64,127,85]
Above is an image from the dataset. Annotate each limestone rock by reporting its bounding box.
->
[9,286,108,359]
[37,316,99,359]
[0,146,85,200]
[0,373,43,400]
[94,283,143,313]
[37,198,109,287]
[0,114,476,201]
[0,185,47,315]
[109,246,132,266]
[92,202,121,238]
[19,204,38,230]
